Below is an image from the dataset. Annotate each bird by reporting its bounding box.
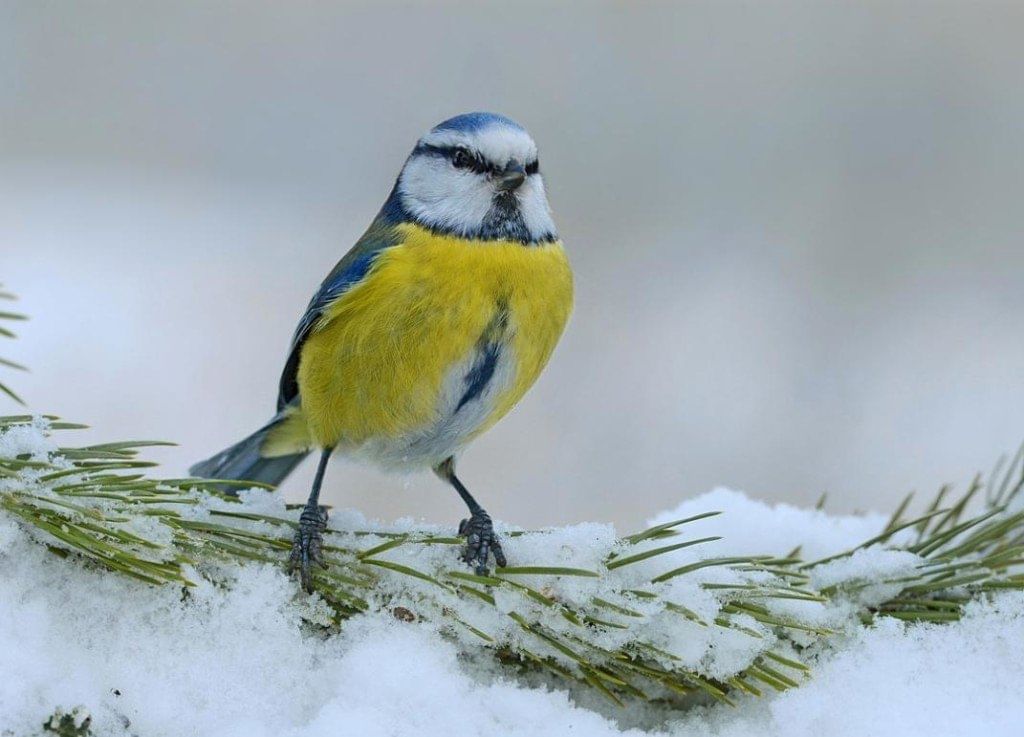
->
[190,112,573,592]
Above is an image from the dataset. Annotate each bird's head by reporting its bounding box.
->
[389,112,557,244]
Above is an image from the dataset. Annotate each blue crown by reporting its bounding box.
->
[431,112,524,134]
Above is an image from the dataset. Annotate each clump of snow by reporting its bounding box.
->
[646,487,897,561]
[810,546,922,591]
[810,546,923,613]
[0,415,56,460]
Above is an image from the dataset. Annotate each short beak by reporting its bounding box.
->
[493,161,527,192]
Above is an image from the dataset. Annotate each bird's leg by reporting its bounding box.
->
[288,447,332,592]
[434,456,507,576]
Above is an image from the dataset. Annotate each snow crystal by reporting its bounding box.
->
[0,415,57,461]
[809,546,924,613]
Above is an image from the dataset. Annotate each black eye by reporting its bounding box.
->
[451,148,473,169]
[525,159,539,175]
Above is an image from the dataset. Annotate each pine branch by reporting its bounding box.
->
[4,414,1024,709]
[0,285,27,405]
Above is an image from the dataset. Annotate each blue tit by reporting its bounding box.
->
[191,113,573,590]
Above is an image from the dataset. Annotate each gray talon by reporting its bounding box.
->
[458,511,506,576]
[289,504,329,592]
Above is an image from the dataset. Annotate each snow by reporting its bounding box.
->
[670,593,1024,737]
[644,487,894,560]
[2,422,1022,736]
[0,522,630,737]
[0,415,58,460]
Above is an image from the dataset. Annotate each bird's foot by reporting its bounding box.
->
[458,510,507,576]
[288,503,329,593]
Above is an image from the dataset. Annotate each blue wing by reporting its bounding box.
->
[277,218,400,410]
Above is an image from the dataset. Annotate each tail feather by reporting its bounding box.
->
[189,415,309,491]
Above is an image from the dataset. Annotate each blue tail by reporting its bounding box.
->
[189,415,308,491]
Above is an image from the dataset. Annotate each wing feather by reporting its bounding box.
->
[277,219,400,410]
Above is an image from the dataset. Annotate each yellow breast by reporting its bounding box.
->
[293,223,573,460]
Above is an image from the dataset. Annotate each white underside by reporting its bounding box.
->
[341,343,517,471]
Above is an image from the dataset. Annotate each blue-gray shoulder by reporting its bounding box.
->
[276,216,402,409]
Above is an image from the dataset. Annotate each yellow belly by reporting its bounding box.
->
[289,223,572,462]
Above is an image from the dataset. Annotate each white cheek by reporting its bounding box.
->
[518,177,557,240]
[399,158,493,235]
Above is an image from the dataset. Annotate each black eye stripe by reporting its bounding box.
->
[414,144,539,176]
[415,143,487,173]
[452,147,489,174]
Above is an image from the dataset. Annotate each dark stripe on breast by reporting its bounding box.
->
[455,305,509,412]
[456,342,501,412]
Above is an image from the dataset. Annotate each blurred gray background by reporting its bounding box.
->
[2,1,1023,530]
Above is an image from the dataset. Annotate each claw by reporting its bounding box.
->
[288,504,329,593]
[458,510,506,576]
